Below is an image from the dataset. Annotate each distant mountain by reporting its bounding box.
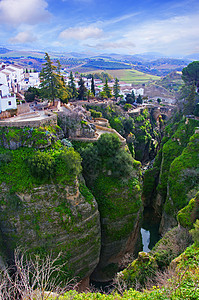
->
[183,53,199,61]
[0,47,11,54]
[131,52,168,61]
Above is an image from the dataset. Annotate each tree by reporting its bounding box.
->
[97,133,121,157]
[68,71,78,99]
[89,109,102,119]
[113,77,120,101]
[126,90,135,104]
[78,75,87,100]
[39,53,61,104]
[24,87,40,102]
[137,94,143,104]
[183,84,196,115]
[157,98,162,104]
[182,61,199,91]
[103,78,112,98]
[57,76,71,104]
[91,75,95,96]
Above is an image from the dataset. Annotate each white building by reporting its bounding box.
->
[21,72,40,91]
[0,64,24,93]
[0,83,17,112]
[132,88,144,97]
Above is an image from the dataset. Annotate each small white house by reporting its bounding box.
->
[0,83,17,113]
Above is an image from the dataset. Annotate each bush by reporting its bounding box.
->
[190,219,199,245]
[55,148,82,180]
[89,109,102,119]
[97,133,121,157]
[28,151,55,180]
[107,149,135,178]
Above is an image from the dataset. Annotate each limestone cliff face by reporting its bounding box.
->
[142,118,199,235]
[91,209,141,282]
[160,132,199,234]
[89,172,143,282]
[0,180,101,281]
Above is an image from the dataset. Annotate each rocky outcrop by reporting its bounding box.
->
[0,126,63,150]
[0,180,101,282]
[115,225,192,290]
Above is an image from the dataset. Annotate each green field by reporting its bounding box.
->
[85,68,160,85]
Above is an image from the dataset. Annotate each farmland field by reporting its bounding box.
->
[84,68,160,84]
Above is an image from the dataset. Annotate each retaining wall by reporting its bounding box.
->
[0,114,57,128]
[95,124,126,145]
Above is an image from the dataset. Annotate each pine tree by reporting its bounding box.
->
[68,71,78,99]
[113,77,120,101]
[78,76,87,100]
[40,53,59,103]
[40,53,70,104]
[136,94,143,104]
[91,75,95,96]
[103,78,112,98]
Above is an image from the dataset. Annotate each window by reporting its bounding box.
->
[8,101,12,106]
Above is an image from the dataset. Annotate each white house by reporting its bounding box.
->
[21,72,40,91]
[132,88,144,97]
[0,75,17,113]
[0,64,24,93]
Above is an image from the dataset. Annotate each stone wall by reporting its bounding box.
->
[0,114,57,128]
[17,103,30,114]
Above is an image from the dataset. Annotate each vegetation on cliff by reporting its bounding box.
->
[0,125,101,282]
[52,242,199,299]
[74,133,143,280]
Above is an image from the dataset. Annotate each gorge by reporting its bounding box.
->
[0,98,198,298]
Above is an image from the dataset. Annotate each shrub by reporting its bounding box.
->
[107,149,135,178]
[28,151,55,180]
[97,133,121,157]
[55,148,82,180]
[190,219,199,245]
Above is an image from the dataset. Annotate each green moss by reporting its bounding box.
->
[119,252,158,288]
[177,192,199,229]
[165,133,199,216]
[157,118,199,201]
[79,183,95,206]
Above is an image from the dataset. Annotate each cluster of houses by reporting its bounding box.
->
[0,61,146,117]
[0,62,40,114]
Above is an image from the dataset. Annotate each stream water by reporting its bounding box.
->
[141,207,161,252]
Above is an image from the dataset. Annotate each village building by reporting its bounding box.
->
[0,82,17,113]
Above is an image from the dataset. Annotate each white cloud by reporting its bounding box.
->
[86,41,135,50]
[123,14,199,54]
[0,0,51,26]
[9,31,37,44]
[59,26,103,40]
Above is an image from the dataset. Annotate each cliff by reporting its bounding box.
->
[142,116,199,233]
[78,133,143,282]
[0,126,101,284]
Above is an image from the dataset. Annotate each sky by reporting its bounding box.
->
[0,0,199,56]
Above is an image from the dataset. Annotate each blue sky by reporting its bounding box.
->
[0,0,199,56]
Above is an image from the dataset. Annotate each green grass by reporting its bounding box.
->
[85,68,160,84]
